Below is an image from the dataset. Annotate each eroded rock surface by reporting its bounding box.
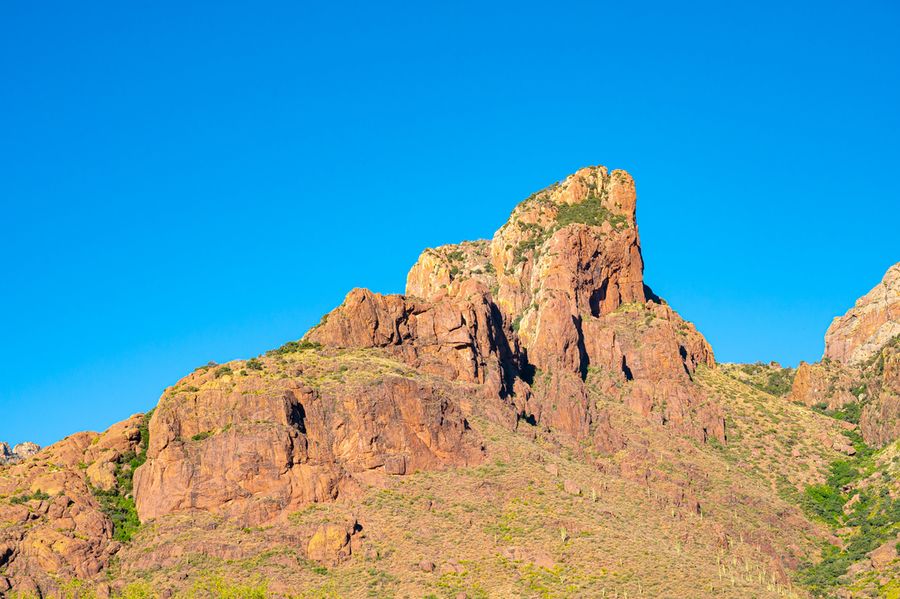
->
[2,165,738,596]
[322,166,724,445]
[825,263,900,365]
[0,416,144,596]
[795,263,900,447]
[134,349,484,526]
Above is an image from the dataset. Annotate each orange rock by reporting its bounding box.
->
[0,415,143,596]
[825,263,900,365]
[868,538,898,569]
[134,368,483,525]
[307,522,353,564]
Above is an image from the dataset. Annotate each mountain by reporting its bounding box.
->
[1,168,897,598]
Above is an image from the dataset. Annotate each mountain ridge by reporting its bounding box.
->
[1,167,897,598]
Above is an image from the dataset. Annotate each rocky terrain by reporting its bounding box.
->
[0,443,40,466]
[0,167,896,598]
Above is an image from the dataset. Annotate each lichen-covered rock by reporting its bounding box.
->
[306,521,358,564]
[825,263,900,365]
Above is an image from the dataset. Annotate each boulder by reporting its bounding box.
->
[869,538,898,569]
[307,523,352,564]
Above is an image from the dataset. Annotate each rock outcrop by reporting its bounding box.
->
[0,441,41,465]
[134,349,484,526]
[825,263,900,365]
[0,416,145,595]
[790,360,860,410]
[310,166,724,446]
[795,263,900,446]
[306,282,528,422]
[859,339,900,446]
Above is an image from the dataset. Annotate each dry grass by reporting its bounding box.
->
[114,410,811,598]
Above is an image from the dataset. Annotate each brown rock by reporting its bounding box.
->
[563,479,581,496]
[419,560,436,572]
[13,442,40,460]
[825,263,900,365]
[307,523,352,564]
[860,344,900,446]
[869,538,898,569]
[0,441,41,465]
[134,364,483,525]
[309,166,724,447]
[306,284,526,422]
[86,453,119,491]
[0,415,144,595]
[790,361,859,410]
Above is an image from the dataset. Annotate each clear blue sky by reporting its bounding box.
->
[2,1,898,446]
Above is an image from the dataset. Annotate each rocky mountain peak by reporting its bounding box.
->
[315,166,722,446]
[824,262,900,365]
[14,165,896,597]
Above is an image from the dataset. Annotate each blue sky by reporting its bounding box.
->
[1,1,898,446]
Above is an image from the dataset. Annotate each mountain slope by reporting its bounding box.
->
[1,169,896,598]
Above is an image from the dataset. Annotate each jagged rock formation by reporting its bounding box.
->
[825,262,900,365]
[858,338,900,446]
[0,416,144,595]
[315,166,724,447]
[793,262,900,447]
[11,165,864,598]
[0,441,41,465]
[127,166,725,539]
[790,360,860,410]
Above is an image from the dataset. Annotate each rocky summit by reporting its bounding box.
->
[1,167,898,599]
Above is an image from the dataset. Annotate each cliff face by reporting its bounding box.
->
[792,262,900,447]
[399,166,722,445]
[133,353,483,526]
[825,263,900,365]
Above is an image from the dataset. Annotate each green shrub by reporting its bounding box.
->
[511,315,523,333]
[801,484,844,525]
[89,410,152,543]
[188,574,269,598]
[214,366,233,378]
[93,487,141,543]
[555,196,629,230]
[9,489,51,505]
[812,400,864,424]
[797,432,899,595]
[246,358,264,371]
[268,340,322,356]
